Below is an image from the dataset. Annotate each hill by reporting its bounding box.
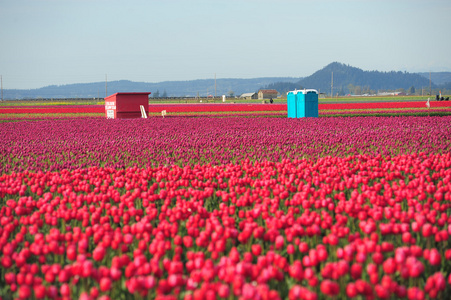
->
[263,62,436,95]
[2,77,301,100]
[3,63,450,99]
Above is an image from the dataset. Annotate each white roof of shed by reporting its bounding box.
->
[240,92,257,97]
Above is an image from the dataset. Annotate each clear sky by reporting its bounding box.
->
[1,0,450,89]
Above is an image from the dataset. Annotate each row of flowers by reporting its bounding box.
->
[0,113,102,120]
[321,108,451,116]
[1,116,450,174]
[2,110,451,121]
[0,152,451,299]
[0,108,451,121]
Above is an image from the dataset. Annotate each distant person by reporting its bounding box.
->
[270,98,273,104]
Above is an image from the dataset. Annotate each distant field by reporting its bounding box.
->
[1,100,451,121]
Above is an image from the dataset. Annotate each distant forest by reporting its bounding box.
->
[2,77,301,99]
[262,62,451,96]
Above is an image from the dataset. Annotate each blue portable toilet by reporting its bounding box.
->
[287,91,297,118]
[287,89,318,118]
[303,89,319,117]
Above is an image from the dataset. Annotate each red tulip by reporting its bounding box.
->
[18,285,31,299]
[99,277,111,292]
[60,283,70,297]
[407,287,425,300]
[33,284,46,299]
[429,249,441,266]
[350,263,362,279]
[93,245,106,262]
[346,283,358,298]
[320,280,339,296]
[382,258,396,274]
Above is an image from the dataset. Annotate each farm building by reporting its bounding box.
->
[258,89,278,99]
[104,92,151,119]
[239,92,258,100]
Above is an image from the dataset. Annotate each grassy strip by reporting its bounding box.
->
[321,107,451,113]
[0,113,103,119]
[148,110,286,116]
[0,101,104,107]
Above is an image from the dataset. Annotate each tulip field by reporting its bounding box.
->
[1,101,451,299]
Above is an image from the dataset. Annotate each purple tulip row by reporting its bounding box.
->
[1,116,450,174]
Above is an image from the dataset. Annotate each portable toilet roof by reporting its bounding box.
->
[287,89,318,95]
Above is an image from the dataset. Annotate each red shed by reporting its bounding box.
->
[105,92,151,119]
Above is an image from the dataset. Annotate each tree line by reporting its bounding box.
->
[263,62,450,96]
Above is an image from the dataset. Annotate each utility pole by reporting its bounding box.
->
[105,74,108,98]
[214,73,217,99]
[1,75,3,101]
[429,71,431,96]
[331,72,333,98]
